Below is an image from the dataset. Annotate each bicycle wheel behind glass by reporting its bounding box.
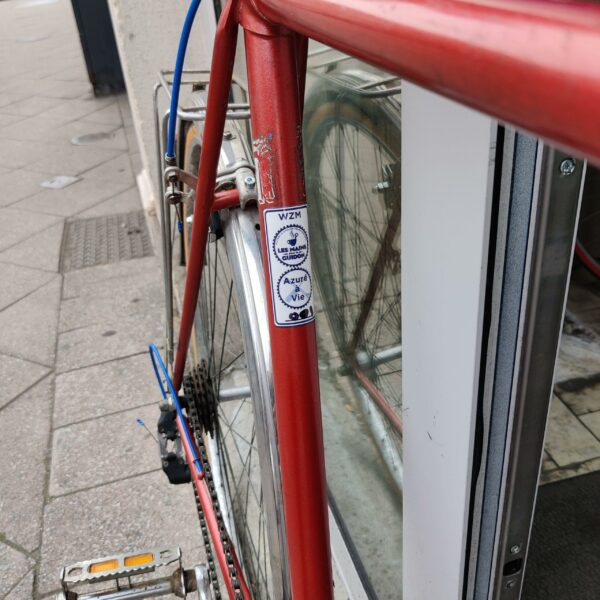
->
[304,71,403,484]
[180,122,289,600]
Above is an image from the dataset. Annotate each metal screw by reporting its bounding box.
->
[559,158,576,176]
[510,544,521,555]
[505,580,517,590]
[223,131,234,140]
[244,175,256,188]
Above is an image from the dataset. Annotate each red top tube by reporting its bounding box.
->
[255,0,600,165]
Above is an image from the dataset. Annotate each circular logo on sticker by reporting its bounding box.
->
[272,224,308,267]
[277,268,312,309]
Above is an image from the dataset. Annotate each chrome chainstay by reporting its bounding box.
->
[184,368,245,600]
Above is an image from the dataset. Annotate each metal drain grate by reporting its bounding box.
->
[60,210,154,272]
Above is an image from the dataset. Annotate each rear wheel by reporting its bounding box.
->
[178,120,289,599]
[304,72,403,484]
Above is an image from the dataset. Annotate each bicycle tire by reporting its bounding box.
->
[179,119,290,599]
[304,70,403,485]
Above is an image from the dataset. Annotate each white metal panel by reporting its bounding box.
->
[401,83,496,599]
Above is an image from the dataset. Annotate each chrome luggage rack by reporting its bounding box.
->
[307,46,402,98]
[153,68,250,196]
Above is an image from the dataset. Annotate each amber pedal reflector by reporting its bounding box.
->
[89,559,119,573]
[124,553,154,567]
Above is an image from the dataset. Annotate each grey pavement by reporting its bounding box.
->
[0,1,202,598]
[540,267,600,484]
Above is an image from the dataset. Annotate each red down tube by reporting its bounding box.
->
[241,8,333,600]
[255,0,600,165]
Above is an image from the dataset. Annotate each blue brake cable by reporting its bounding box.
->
[148,343,203,475]
[165,0,202,160]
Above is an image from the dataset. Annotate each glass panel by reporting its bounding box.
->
[303,42,403,598]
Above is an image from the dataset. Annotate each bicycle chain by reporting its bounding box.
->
[183,363,245,600]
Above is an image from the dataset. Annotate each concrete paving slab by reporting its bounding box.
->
[0,220,64,272]
[0,276,61,366]
[13,177,131,217]
[555,335,600,384]
[540,457,600,485]
[55,120,128,152]
[545,396,600,467]
[0,94,64,118]
[0,138,50,170]
[0,262,55,311]
[7,569,34,600]
[0,168,52,207]
[37,96,117,125]
[44,64,89,83]
[542,451,558,473]
[580,410,600,441]
[10,570,33,600]
[38,471,203,595]
[50,404,160,496]
[54,354,157,428]
[0,544,34,597]
[556,381,600,416]
[83,103,124,127]
[59,276,163,332]
[0,207,61,252]
[62,256,158,299]
[0,378,52,551]
[5,78,90,100]
[77,186,142,218]
[0,352,49,410]
[80,152,135,185]
[56,312,163,373]
[0,112,26,129]
[0,115,67,143]
[25,142,121,178]
[0,92,29,111]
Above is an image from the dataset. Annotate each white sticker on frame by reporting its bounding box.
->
[264,205,315,327]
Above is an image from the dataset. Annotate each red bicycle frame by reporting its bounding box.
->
[170,0,600,598]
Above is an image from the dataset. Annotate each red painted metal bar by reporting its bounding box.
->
[173,0,239,390]
[242,8,333,599]
[353,364,404,435]
[176,169,241,211]
[214,188,241,211]
[255,0,600,165]
[175,414,251,599]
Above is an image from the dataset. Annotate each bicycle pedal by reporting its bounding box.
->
[56,546,212,599]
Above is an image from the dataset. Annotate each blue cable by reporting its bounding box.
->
[148,343,203,475]
[166,0,202,160]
